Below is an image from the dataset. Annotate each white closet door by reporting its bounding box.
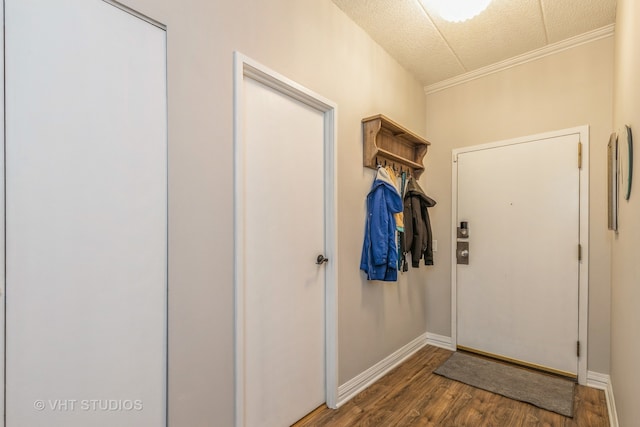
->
[4,1,167,426]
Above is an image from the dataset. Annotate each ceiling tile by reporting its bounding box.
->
[541,0,617,42]
[424,0,548,70]
[331,0,617,86]
[332,0,465,85]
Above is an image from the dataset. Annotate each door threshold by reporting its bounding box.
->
[457,345,577,381]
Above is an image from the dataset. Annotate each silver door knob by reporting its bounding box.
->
[316,254,329,265]
[460,249,469,258]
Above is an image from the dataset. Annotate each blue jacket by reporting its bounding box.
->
[360,167,403,281]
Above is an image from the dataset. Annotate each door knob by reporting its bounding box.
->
[456,241,469,265]
[316,254,329,265]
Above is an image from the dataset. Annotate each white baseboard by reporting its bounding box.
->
[587,371,619,427]
[587,370,609,389]
[336,333,428,407]
[425,332,456,351]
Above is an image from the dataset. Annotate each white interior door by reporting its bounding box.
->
[455,132,581,376]
[239,72,327,426]
[4,1,167,426]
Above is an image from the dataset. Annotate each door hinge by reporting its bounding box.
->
[578,244,582,261]
[578,142,583,169]
[577,341,581,357]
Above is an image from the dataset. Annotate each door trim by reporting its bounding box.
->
[101,0,165,29]
[0,3,5,424]
[232,52,339,427]
[450,126,589,384]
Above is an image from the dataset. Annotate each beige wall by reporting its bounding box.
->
[114,0,428,425]
[611,0,640,425]
[424,37,614,375]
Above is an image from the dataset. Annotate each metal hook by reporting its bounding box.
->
[316,254,329,265]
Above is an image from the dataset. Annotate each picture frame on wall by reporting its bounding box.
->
[623,125,633,201]
[608,132,618,231]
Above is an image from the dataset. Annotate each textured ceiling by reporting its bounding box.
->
[332,0,616,87]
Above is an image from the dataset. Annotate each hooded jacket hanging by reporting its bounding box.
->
[403,177,436,267]
[360,167,403,281]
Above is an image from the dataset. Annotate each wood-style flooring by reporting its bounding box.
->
[293,345,609,427]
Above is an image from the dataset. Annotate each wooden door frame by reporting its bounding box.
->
[450,126,589,385]
[232,52,339,427]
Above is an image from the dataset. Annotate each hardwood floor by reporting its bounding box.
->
[293,345,609,427]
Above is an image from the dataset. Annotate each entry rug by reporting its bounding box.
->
[434,352,575,417]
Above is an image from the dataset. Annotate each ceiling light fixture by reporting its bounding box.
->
[423,0,493,23]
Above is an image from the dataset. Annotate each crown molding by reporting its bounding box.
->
[425,24,615,95]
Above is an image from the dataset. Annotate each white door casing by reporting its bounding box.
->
[451,126,589,384]
[4,1,167,425]
[0,3,5,422]
[233,53,338,427]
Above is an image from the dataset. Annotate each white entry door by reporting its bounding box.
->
[454,129,587,377]
[4,1,167,426]
[235,57,336,427]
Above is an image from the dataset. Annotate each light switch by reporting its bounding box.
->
[433,240,437,252]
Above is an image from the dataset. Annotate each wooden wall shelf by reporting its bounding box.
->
[362,114,430,178]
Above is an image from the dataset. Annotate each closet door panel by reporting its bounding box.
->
[4,1,167,426]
